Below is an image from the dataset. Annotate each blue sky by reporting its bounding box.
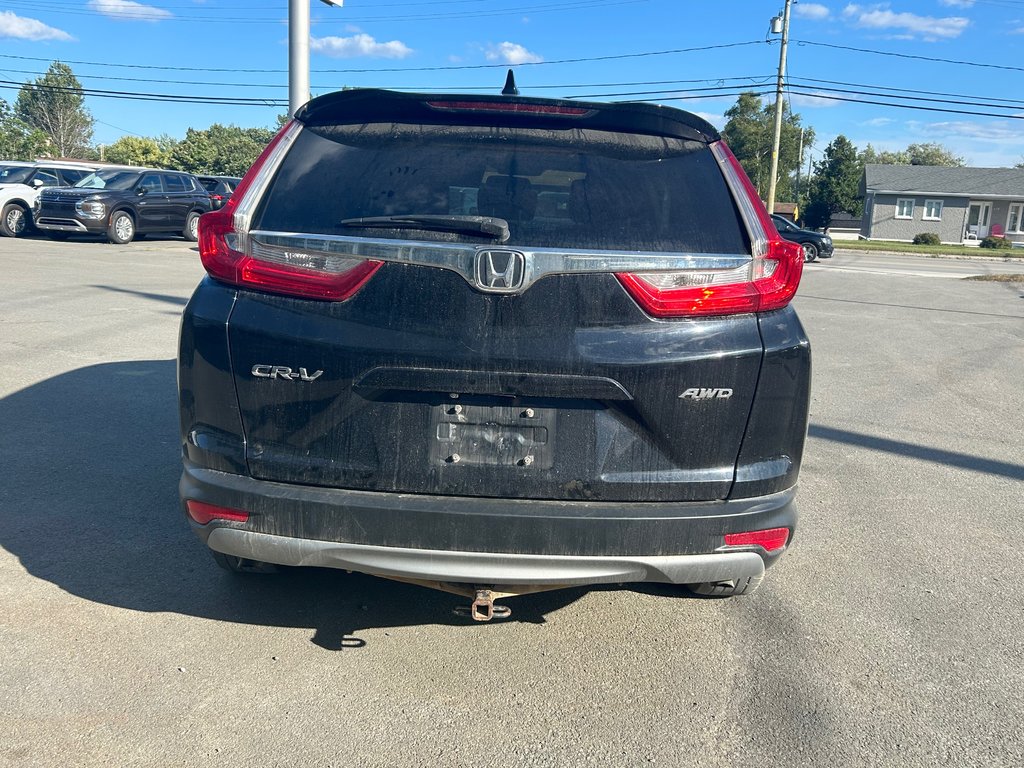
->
[1,0,1023,168]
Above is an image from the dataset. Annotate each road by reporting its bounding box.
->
[816,247,1024,278]
[1,238,1022,767]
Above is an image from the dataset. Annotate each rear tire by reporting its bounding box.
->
[183,211,201,242]
[210,550,279,574]
[802,242,818,262]
[687,574,763,597]
[107,211,135,244]
[1,202,29,237]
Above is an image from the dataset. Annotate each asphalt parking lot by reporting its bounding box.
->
[1,236,1022,767]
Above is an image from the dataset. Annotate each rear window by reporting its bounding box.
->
[255,123,749,253]
[60,169,89,185]
[164,174,187,192]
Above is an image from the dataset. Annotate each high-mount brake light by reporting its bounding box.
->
[426,100,592,117]
[197,121,382,302]
[617,141,803,318]
[186,500,249,525]
[723,528,790,554]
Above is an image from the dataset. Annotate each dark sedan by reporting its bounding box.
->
[771,214,833,262]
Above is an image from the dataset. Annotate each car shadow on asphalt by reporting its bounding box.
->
[0,359,590,649]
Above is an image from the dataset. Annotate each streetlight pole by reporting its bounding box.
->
[766,0,791,214]
[289,0,342,117]
[288,0,310,117]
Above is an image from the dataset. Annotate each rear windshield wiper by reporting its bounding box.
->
[339,214,510,242]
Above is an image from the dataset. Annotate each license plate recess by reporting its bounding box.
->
[430,404,555,469]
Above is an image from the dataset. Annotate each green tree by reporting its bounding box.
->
[859,142,964,167]
[721,92,813,203]
[14,62,94,157]
[0,100,50,159]
[169,123,270,176]
[104,136,170,167]
[804,135,862,229]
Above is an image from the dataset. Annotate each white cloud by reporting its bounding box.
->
[87,0,172,22]
[861,117,895,127]
[0,10,73,40]
[693,111,725,129]
[938,0,974,7]
[915,120,1022,143]
[789,91,841,107]
[485,42,542,65]
[795,3,831,20]
[842,4,969,40]
[310,33,412,59]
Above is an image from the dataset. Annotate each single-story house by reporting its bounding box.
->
[861,164,1024,245]
[771,202,799,222]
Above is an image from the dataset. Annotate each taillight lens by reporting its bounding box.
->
[197,121,382,302]
[186,500,249,525]
[199,208,382,301]
[617,141,803,318]
[723,527,790,554]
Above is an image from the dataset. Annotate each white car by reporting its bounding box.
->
[0,161,96,237]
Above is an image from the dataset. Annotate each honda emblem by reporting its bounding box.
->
[475,249,526,293]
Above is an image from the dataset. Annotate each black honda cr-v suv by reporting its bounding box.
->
[178,85,811,619]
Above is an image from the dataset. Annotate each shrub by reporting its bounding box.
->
[912,233,941,246]
[980,235,1013,249]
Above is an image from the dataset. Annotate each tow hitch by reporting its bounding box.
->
[380,577,566,622]
[455,589,513,622]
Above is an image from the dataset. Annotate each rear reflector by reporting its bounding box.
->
[617,140,803,318]
[186,500,249,525]
[724,527,790,554]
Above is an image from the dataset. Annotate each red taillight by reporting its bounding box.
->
[209,194,223,202]
[186,500,249,525]
[197,121,382,301]
[723,527,790,554]
[199,207,382,301]
[617,141,804,318]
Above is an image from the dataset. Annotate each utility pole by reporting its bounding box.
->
[795,126,804,213]
[289,0,343,117]
[766,0,792,214]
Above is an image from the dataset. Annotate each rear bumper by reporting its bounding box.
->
[181,460,797,586]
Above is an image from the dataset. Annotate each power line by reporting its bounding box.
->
[792,40,1024,74]
[791,76,1024,108]
[0,67,778,91]
[0,42,767,75]
[787,83,1024,113]
[784,89,1024,121]
[0,80,286,107]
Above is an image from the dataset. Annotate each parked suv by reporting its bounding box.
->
[771,214,833,262]
[0,161,95,237]
[179,87,811,618]
[35,168,210,243]
[197,175,242,210]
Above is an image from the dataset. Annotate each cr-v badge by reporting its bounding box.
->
[252,365,323,381]
[679,388,733,400]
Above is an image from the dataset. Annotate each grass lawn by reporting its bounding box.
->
[833,239,1024,258]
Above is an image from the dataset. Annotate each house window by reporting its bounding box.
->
[1008,203,1024,234]
[923,199,943,221]
[896,198,915,219]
